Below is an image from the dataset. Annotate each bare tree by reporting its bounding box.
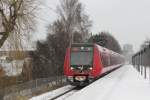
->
[0,0,39,88]
[57,0,92,43]
[0,0,38,48]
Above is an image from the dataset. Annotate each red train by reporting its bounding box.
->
[64,43,125,86]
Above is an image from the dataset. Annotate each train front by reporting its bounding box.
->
[64,44,94,86]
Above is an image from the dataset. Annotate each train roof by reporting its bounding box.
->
[95,44,124,57]
[71,43,124,57]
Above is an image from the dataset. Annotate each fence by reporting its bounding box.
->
[0,76,66,100]
[132,44,150,81]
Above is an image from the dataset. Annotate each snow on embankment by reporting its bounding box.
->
[29,85,74,100]
[66,65,150,100]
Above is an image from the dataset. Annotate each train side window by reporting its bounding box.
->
[101,52,108,67]
[100,52,104,67]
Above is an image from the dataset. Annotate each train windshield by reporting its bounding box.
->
[70,47,93,66]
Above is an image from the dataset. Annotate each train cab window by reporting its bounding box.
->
[71,51,93,66]
[70,47,93,66]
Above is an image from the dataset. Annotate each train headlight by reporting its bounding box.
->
[89,67,93,70]
[71,67,74,70]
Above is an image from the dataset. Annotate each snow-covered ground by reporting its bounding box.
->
[29,65,150,100]
[29,85,75,100]
[140,66,150,82]
[146,67,150,81]
[65,65,150,100]
[0,60,24,76]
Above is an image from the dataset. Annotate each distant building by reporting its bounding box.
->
[122,44,134,64]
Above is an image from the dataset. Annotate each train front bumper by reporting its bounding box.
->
[66,76,94,86]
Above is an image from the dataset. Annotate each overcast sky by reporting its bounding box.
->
[34,0,150,52]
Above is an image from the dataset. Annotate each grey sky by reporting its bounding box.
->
[34,0,150,52]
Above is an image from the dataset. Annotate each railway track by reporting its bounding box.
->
[48,66,122,100]
[49,87,81,100]
[48,87,77,100]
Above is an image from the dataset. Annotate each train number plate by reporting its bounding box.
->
[75,76,86,81]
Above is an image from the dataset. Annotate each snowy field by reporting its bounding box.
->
[29,65,150,100]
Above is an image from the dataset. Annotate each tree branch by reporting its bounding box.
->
[0,32,5,35]
[0,8,8,23]
[0,33,9,48]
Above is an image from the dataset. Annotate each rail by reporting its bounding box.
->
[49,87,77,100]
